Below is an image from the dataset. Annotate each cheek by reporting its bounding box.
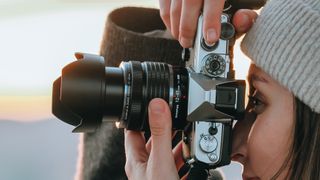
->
[246,101,294,177]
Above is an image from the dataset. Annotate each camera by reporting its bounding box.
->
[52,0,266,170]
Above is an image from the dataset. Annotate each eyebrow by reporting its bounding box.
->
[247,73,269,84]
[247,73,268,95]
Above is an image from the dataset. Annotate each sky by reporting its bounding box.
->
[0,0,250,121]
[0,0,159,121]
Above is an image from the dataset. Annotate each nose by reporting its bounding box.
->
[231,111,256,164]
[231,121,247,164]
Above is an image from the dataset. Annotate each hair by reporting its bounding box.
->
[271,97,320,180]
[287,98,320,179]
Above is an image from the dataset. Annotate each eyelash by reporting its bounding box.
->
[248,95,265,114]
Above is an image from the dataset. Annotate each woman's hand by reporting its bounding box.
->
[125,98,184,180]
[159,0,258,48]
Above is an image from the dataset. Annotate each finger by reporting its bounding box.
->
[159,0,172,31]
[147,98,178,174]
[181,173,188,180]
[124,130,148,163]
[145,137,152,154]
[148,98,173,154]
[179,0,203,48]
[145,130,177,154]
[124,130,148,179]
[173,141,184,170]
[203,0,225,44]
[232,9,258,37]
[170,0,182,39]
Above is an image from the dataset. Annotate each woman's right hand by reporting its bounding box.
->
[159,0,258,48]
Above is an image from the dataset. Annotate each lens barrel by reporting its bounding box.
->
[52,55,188,132]
[119,61,189,130]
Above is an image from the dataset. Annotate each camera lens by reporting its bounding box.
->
[52,57,189,132]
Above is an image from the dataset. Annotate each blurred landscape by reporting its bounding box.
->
[0,119,242,180]
[0,119,78,180]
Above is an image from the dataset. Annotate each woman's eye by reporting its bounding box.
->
[248,95,265,114]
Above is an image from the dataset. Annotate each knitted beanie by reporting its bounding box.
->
[241,0,320,113]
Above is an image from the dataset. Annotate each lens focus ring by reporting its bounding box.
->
[121,61,172,130]
[143,62,171,102]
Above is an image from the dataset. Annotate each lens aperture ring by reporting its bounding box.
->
[127,61,145,130]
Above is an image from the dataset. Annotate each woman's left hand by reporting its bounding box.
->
[124,98,184,180]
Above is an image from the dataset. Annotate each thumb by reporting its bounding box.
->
[233,9,258,37]
[147,99,179,180]
[148,98,172,154]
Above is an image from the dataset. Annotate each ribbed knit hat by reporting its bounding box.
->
[241,0,320,113]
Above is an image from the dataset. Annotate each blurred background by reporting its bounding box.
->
[0,0,248,179]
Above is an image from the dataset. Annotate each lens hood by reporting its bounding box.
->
[52,53,106,132]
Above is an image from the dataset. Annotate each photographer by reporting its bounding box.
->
[125,0,320,179]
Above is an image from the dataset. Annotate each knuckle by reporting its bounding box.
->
[179,25,195,39]
[170,5,180,17]
[171,26,179,39]
[151,124,166,137]
[204,12,220,23]
[160,9,170,21]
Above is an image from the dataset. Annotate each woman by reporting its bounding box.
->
[125,0,320,179]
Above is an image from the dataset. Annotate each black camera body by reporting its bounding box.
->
[52,0,266,170]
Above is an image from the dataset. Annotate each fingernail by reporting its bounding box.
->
[180,37,193,48]
[206,28,217,44]
[149,99,165,114]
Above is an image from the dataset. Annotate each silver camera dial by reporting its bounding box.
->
[202,53,226,77]
[191,121,224,165]
[199,134,218,153]
[187,14,234,79]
